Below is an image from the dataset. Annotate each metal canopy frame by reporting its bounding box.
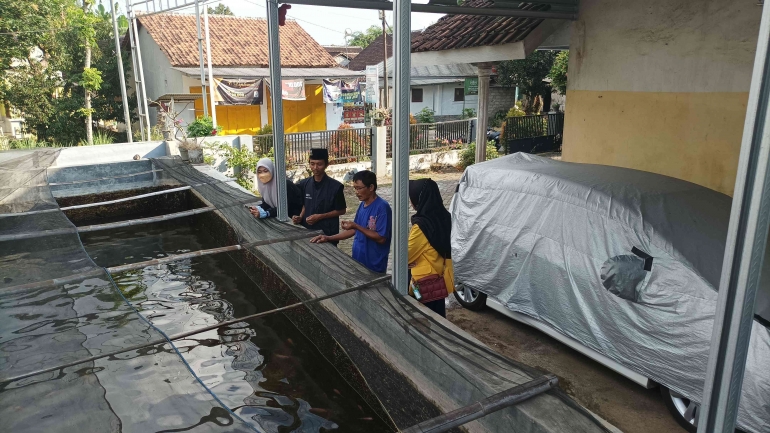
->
[277,0,578,20]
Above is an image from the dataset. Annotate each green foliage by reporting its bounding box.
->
[208,3,234,15]
[490,110,508,128]
[0,0,136,143]
[329,123,370,163]
[207,140,295,191]
[461,108,476,119]
[81,67,103,91]
[187,116,221,138]
[414,107,435,124]
[458,141,499,170]
[507,102,526,118]
[349,25,387,49]
[77,129,113,146]
[496,50,558,106]
[548,51,569,95]
[258,124,273,135]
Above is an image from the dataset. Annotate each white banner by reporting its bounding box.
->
[365,65,379,106]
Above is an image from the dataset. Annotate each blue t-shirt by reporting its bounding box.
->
[352,196,392,273]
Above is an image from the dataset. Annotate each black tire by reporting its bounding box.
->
[660,386,698,433]
[453,285,487,311]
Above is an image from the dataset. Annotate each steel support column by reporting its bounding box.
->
[475,63,492,163]
[204,7,217,127]
[126,9,145,140]
[698,2,770,432]
[194,0,208,118]
[392,0,410,294]
[129,12,151,140]
[267,0,288,221]
[111,1,133,143]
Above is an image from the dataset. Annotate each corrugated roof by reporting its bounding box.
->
[136,14,337,68]
[411,0,546,52]
[375,58,478,78]
[173,67,364,79]
[324,45,363,56]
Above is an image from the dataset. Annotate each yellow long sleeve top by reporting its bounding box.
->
[407,224,455,294]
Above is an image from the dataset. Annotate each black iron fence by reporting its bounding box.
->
[254,127,373,165]
[386,119,473,158]
[501,113,564,155]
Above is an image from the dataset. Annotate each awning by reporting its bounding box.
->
[173,67,364,79]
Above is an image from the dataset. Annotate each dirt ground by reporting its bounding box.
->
[445,301,685,433]
[335,164,685,433]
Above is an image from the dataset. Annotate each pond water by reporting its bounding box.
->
[79,217,391,433]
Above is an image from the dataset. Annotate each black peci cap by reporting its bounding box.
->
[309,148,329,161]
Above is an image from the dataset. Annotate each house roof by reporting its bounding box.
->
[411,0,547,52]
[172,66,364,79]
[324,45,363,57]
[375,58,479,79]
[347,34,392,72]
[135,14,337,68]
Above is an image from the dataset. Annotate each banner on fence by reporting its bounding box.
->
[282,78,306,100]
[214,78,264,105]
[464,77,478,96]
[365,66,379,105]
[323,79,363,104]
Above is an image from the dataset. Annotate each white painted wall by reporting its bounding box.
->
[138,27,186,126]
[326,103,344,130]
[405,84,479,118]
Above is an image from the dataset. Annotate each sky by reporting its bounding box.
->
[120,0,443,46]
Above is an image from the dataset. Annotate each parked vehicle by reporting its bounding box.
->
[486,128,500,149]
[450,153,770,433]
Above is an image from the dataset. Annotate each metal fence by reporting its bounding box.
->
[253,127,373,165]
[501,113,564,155]
[386,119,473,158]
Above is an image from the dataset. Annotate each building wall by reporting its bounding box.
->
[487,87,517,118]
[562,0,760,196]
[138,27,186,126]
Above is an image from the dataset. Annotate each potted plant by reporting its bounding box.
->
[370,107,390,127]
[179,140,204,163]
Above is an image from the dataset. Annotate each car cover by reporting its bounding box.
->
[451,153,770,433]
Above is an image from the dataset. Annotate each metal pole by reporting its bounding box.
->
[400,374,559,433]
[380,10,389,109]
[111,0,133,143]
[697,3,770,432]
[131,13,152,139]
[204,7,217,128]
[267,0,288,221]
[475,63,491,163]
[126,8,145,140]
[392,0,410,294]
[194,0,209,118]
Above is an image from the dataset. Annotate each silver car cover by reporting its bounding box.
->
[451,153,770,433]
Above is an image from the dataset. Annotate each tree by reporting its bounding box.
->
[348,25,388,49]
[548,50,568,95]
[1,0,135,145]
[496,50,559,112]
[208,3,234,15]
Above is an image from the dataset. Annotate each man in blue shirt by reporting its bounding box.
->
[310,170,391,273]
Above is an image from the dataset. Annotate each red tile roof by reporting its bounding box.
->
[411,0,547,52]
[347,31,422,71]
[136,14,337,68]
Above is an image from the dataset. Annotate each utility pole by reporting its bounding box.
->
[380,10,389,109]
[83,0,93,146]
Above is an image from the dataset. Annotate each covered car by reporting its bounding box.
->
[450,153,770,433]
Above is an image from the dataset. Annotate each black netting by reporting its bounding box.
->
[1,152,611,433]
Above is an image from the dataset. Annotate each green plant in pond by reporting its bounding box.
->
[415,107,435,124]
[458,141,499,170]
[187,116,222,138]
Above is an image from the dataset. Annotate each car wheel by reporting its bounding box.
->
[453,285,487,311]
[660,386,698,433]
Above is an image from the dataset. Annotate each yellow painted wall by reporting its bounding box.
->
[562,90,748,196]
[266,84,326,133]
[191,86,262,135]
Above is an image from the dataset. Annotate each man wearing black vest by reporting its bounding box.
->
[292,148,347,245]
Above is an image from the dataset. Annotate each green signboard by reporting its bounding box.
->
[464,77,478,96]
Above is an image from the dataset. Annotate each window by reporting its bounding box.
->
[412,88,423,103]
[454,88,465,102]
